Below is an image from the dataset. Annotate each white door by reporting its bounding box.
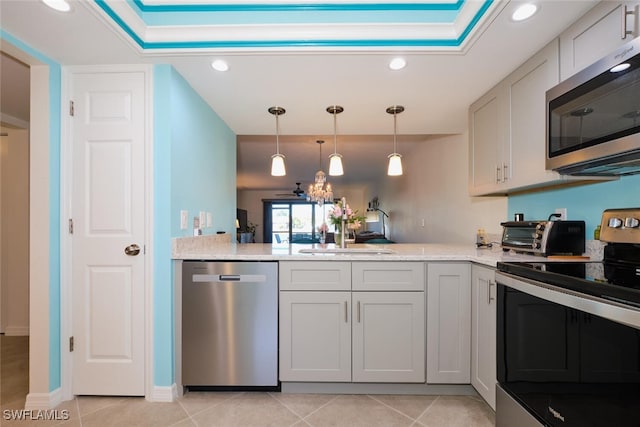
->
[352,292,425,383]
[471,265,497,410]
[71,71,146,395]
[279,291,352,382]
[426,263,471,384]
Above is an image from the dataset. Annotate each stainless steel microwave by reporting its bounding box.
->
[546,36,640,176]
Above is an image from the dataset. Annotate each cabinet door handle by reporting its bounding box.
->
[357,301,361,323]
[622,5,635,39]
[496,165,501,183]
[502,163,508,182]
[345,301,348,323]
[488,281,496,304]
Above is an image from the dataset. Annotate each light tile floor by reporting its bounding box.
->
[1,336,495,427]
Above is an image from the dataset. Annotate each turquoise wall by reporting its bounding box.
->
[153,65,174,387]
[153,65,236,387]
[169,68,237,237]
[508,174,640,238]
[1,30,62,392]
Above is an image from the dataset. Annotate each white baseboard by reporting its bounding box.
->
[4,326,29,336]
[25,388,63,410]
[149,383,178,402]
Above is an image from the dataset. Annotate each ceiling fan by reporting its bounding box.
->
[276,182,306,198]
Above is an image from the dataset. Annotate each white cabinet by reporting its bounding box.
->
[279,291,352,382]
[560,1,640,81]
[471,264,497,410]
[426,263,471,384]
[352,291,425,383]
[469,40,562,196]
[506,41,562,191]
[279,261,425,383]
[468,82,510,195]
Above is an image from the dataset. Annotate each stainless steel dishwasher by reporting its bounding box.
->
[182,261,279,390]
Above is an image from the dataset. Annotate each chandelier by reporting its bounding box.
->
[307,140,334,206]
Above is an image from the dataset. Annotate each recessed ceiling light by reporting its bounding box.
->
[211,59,229,72]
[610,63,631,73]
[42,0,71,12]
[389,57,406,71]
[512,3,538,22]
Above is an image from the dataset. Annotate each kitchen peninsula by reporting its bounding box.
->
[173,237,568,409]
[172,238,546,265]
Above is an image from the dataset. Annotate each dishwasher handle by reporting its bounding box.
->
[192,274,268,283]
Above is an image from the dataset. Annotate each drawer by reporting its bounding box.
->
[352,262,425,291]
[279,261,351,291]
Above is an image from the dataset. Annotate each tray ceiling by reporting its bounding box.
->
[93,0,498,52]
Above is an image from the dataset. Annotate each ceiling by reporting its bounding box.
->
[0,0,599,192]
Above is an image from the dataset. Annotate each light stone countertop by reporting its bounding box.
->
[171,236,586,267]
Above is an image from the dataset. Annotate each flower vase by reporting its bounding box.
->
[345,229,356,244]
[334,230,342,246]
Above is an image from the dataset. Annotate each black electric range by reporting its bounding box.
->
[495,208,640,427]
[498,208,640,310]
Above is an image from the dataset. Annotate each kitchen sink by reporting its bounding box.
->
[298,247,395,254]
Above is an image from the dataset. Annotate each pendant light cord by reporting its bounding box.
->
[393,111,397,153]
[276,113,280,155]
[333,111,338,155]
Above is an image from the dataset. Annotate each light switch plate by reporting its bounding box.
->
[206,212,213,228]
[180,210,188,230]
[199,211,206,228]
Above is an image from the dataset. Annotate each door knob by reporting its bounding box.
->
[124,244,141,256]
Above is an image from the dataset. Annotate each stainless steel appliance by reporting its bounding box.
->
[546,36,640,176]
[500,219,585,255]
[495,208,640,427]
[182,261,279,390]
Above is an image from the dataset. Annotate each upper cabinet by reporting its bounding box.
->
[469,40,562,196]
[560,1,640,81]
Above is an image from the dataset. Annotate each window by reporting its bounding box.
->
[263,200,334,244]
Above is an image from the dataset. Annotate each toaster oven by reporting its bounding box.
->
[500,220,585,256]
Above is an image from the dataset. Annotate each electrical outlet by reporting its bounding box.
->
[206,212,213,228]
[555,208,567,220]
[180,210,188,230]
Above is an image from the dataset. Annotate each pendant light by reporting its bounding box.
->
[268,106,286,176]
[386,105,404,176]
[326,105,344,176]
[307,140,334,206]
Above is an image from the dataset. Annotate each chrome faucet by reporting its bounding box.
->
[340,197,347,248]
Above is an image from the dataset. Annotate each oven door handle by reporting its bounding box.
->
[495,271,640,330]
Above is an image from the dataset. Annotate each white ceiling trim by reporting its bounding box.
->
[140,0,462,5]
[91,0,499,53]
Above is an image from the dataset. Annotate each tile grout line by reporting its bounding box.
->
[366,394,421,424]
[265,392,307,426]
[412,394,440,427]
[75,398,83,427]
[174,391,246,425]
[267,392,304,419]
[298,394,341,423]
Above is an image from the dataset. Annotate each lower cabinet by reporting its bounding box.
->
[279,261,425,383]
[279,291,352,382]
[352,291,425,382]
[471,264,497,410]
[426,263,471,384]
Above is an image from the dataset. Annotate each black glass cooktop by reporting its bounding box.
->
[497,261,640,309]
